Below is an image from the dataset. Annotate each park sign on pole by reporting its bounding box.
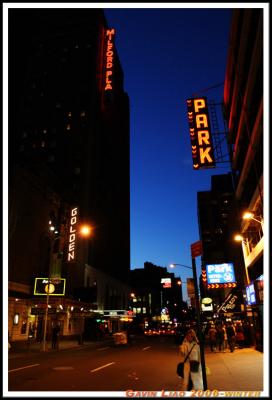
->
[186,97,215,170]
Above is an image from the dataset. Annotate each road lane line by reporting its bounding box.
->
[97,346,110,351]
[9,364,40,373]
[90,362,115,373]
[142,346,151,351]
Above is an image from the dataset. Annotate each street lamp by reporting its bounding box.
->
[242,211,263,225]
[169,259,207,390]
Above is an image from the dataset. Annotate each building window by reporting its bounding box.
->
[80,111,86,117]
[66,124,71,131]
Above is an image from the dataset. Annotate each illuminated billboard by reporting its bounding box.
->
[161,278,171,288]
[206,262,236,286]
[186,97,215,170]
[246,283,257,305]
[34,278,66,296]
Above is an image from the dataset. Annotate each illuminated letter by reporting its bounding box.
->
[71,216,77,225]
[68,252,75,261]
[106,29,115,40]
[69,242,75,251]
[197,130,211,145]
[196,114,208,128]
[71,207,78,216]
[194,98,206,113]
[69,234,76,242]
[70,225,76,233]
[199,147,213,164]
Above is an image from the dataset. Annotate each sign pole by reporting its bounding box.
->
[192,256,207,390]
[190,241,207,390]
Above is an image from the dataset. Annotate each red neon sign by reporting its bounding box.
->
[104,29,115,91]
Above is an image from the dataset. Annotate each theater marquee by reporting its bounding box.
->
[186,97,215,170]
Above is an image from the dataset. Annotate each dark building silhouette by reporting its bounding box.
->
[129,262,185,325]
[223,8,264,350]
[197,173,245,309]
[9,9,130,341]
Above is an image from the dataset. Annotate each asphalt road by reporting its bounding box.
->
[8,335,183,392]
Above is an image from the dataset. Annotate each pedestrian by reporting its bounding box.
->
[216,324,225,352]
[178,328,203,390]
[222,324,228,352]
[51,324,60,349]
[235,323,245,348]
[207,324,217,352]
[226,322,236,352]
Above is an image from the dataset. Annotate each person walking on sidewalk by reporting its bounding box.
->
[178,329,203,390]
[226,322,236,352]
[208,324,217,352]
[51,324,60,349]
[216,324,225,352]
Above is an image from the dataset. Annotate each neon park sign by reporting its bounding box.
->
[104,28,115,91]
[186,97,215,170]
[67,207,78,262]
[206,262,236,285]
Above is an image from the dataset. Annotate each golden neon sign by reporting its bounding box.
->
[186,97,215,170]
[67,207,78,262]
[104,29,115,91]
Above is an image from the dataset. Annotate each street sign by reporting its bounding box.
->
[191,241,202,258]
[34,277,66,296]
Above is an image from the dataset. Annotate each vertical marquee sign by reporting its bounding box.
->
[187,97,215,170]
[104,28,115,91]
[67,207,78,262]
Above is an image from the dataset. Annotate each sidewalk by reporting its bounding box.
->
[204,347,264,392]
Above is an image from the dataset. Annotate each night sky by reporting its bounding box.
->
[4,4,235,301]
[104,6,232,293]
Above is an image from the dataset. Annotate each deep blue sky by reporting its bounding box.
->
[104,7,232,293]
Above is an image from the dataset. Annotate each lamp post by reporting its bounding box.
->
[41,224,59,352]
[169,256,208,390]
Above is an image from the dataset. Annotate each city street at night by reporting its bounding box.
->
[4,2,268,398]
[8,335,263,394]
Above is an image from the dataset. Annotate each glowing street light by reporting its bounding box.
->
[79,224,93,237]
[242,211,263,225]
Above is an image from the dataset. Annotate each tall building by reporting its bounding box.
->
[223,8,264,350]
[8,9,130,341]
[197,173,245,309]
